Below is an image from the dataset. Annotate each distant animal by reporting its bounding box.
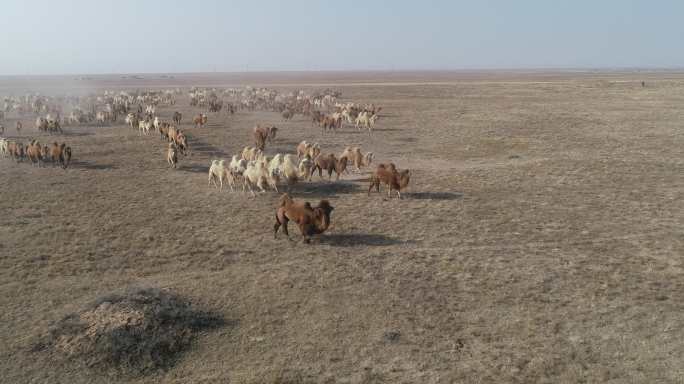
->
[6,141,15,160]
[0,138,7,157]
[241,146,263,162]
[49,142,68,167]
[368,163,411,199]
[63,146,72,169]
[95,111,108,125]
[208,159,228,190]
[173,111,182,125]
[298,155,315,182]
[26,140,43,166]
[167,143,178,168]
[49,142,62,165]
[153,116,162,132]
[175,131,188,155]
[311,110,323,126]
[35,117,48,132]
[9,141,24,161]
[319,112,342,133]
[229,155,248,175]
[253,125,277,150]
[193,113,208,128]
[167,125,178,143]
[267,154,305,190]
[333,156,348,180]
[254,128,267,151]
[355,111,379,134]
[48,119,63,134]
[242,159,271,196]
[138,119,152,135]
[41,144,50,163]
[227,155,248,191]
[276,154,313,186]
[296,140,320,160]
[340,146,374,171]
[311,154,341,181]
[159,122,169,140]
[273,194,334,243]
[125,112,137,128]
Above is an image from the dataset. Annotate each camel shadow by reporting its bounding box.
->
[288,181,361,198]
[178,164,208,173]
[408,191,463,200]
[60,130,93,137]
[319,233,403,247]
[271,139,300,147]
[190,145,230,158]
[372,128,402,132]
[269,139,302,153]
[186,135,230,158]
[70,160,116,170]
[269,145,298,154]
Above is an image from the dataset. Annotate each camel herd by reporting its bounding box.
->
[0,85,408,243]
[0,138,72,169]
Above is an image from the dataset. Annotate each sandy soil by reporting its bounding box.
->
[0,71,683,383]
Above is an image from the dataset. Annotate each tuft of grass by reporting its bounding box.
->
[33,287,225,376]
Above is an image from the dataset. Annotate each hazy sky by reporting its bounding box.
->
[1,0,682,75]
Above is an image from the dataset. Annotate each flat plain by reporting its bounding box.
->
[0,71,683,383]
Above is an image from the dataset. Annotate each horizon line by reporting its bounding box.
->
[2,66,684,78]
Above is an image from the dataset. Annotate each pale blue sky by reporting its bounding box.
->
[1,0,682,75]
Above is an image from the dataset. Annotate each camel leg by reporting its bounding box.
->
[368,180,378,196]
[273,216,282,238]
[299,224,311,243]
[250,180,262,196]
[281,218,291,240]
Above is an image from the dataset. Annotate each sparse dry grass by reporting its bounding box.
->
[32,287,225,376]
[0,71,683,383]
